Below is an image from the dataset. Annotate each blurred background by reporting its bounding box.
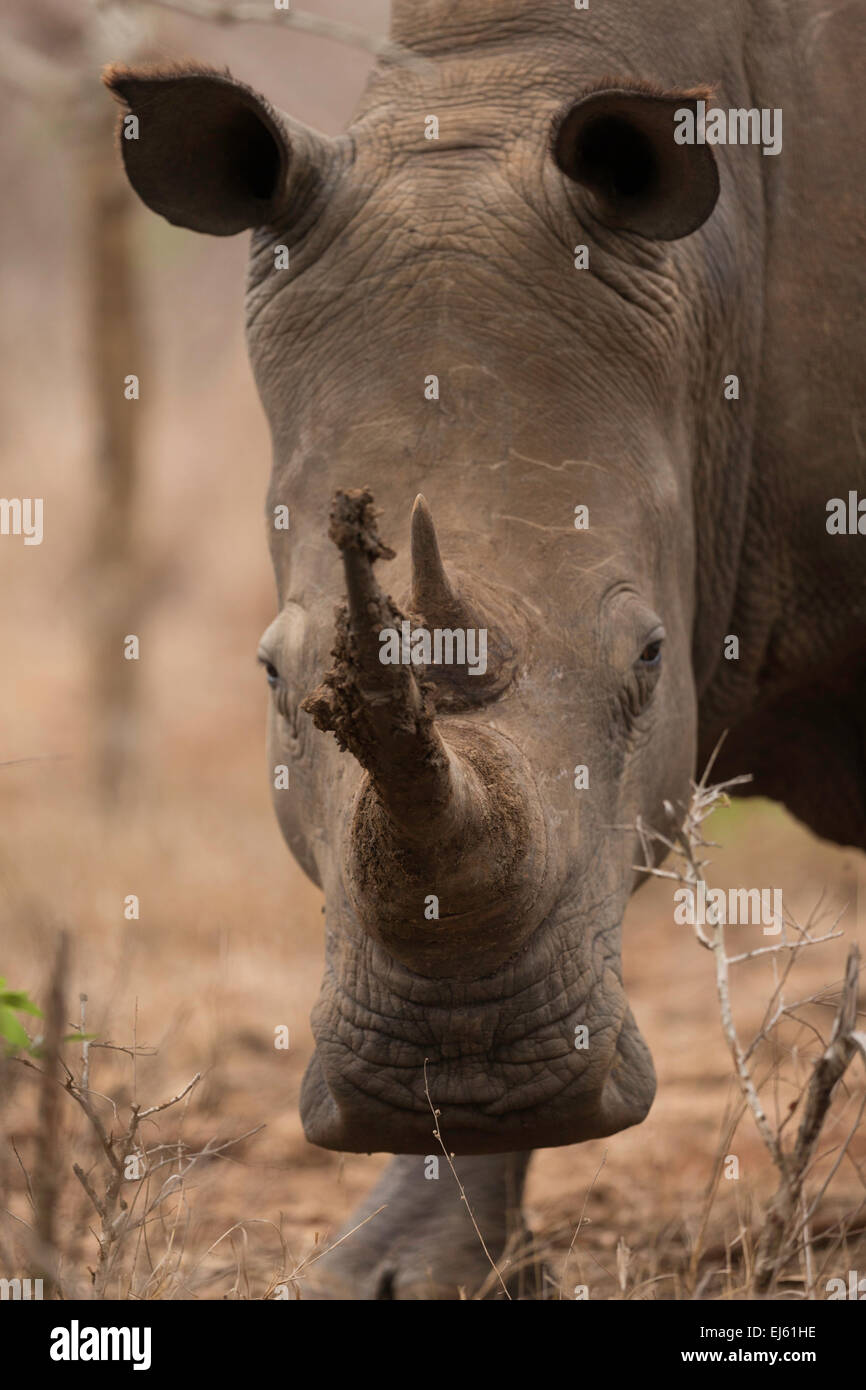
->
[0,0,863,1299]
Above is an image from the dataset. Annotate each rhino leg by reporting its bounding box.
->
[300,1152,536,1300]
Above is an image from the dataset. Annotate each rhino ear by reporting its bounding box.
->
[104,64,304,235]
[552,86,719,240]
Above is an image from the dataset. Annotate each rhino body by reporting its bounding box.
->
[108,0,865,1296]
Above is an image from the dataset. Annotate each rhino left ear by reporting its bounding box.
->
[552,86,719,240]
[104,63,317,236]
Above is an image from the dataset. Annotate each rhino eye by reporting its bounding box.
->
[258,655,282,688]
[637,638,663,668]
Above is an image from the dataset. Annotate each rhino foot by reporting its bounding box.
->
[298,1152,537,1300]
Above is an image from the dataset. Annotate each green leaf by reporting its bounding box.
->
[63,1032,97,1044]
[0,1005,33,1052]
[0,990,42,1016]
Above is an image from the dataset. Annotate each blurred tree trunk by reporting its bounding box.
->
[80,12,147,804]
[31,930,69,1299]
[0,7,148,803]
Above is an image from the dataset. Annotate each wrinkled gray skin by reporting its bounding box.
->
[107,0,865,1297]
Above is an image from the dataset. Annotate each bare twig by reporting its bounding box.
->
[136,1072,201,1120]
[753,943,864,1290]
[10,1138,35,1212]
[423,1059,511,1299]
[635,744,866,1296]
[138,0,426,68]
[560,1150,607,1299]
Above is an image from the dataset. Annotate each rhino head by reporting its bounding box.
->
[106,17,732,1154]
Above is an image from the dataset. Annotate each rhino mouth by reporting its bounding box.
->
[298,937,657,1155]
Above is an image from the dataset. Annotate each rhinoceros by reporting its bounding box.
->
[106,0,865,1298]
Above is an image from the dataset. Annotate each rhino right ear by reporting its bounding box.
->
[552,84,720,240]
[104,64,314,236]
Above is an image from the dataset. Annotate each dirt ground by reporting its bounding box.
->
[1,763,864,1299]
[1,0,864,1301]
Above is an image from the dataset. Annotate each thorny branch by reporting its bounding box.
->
[10,979,264,1299]
[634,739,866,1295]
